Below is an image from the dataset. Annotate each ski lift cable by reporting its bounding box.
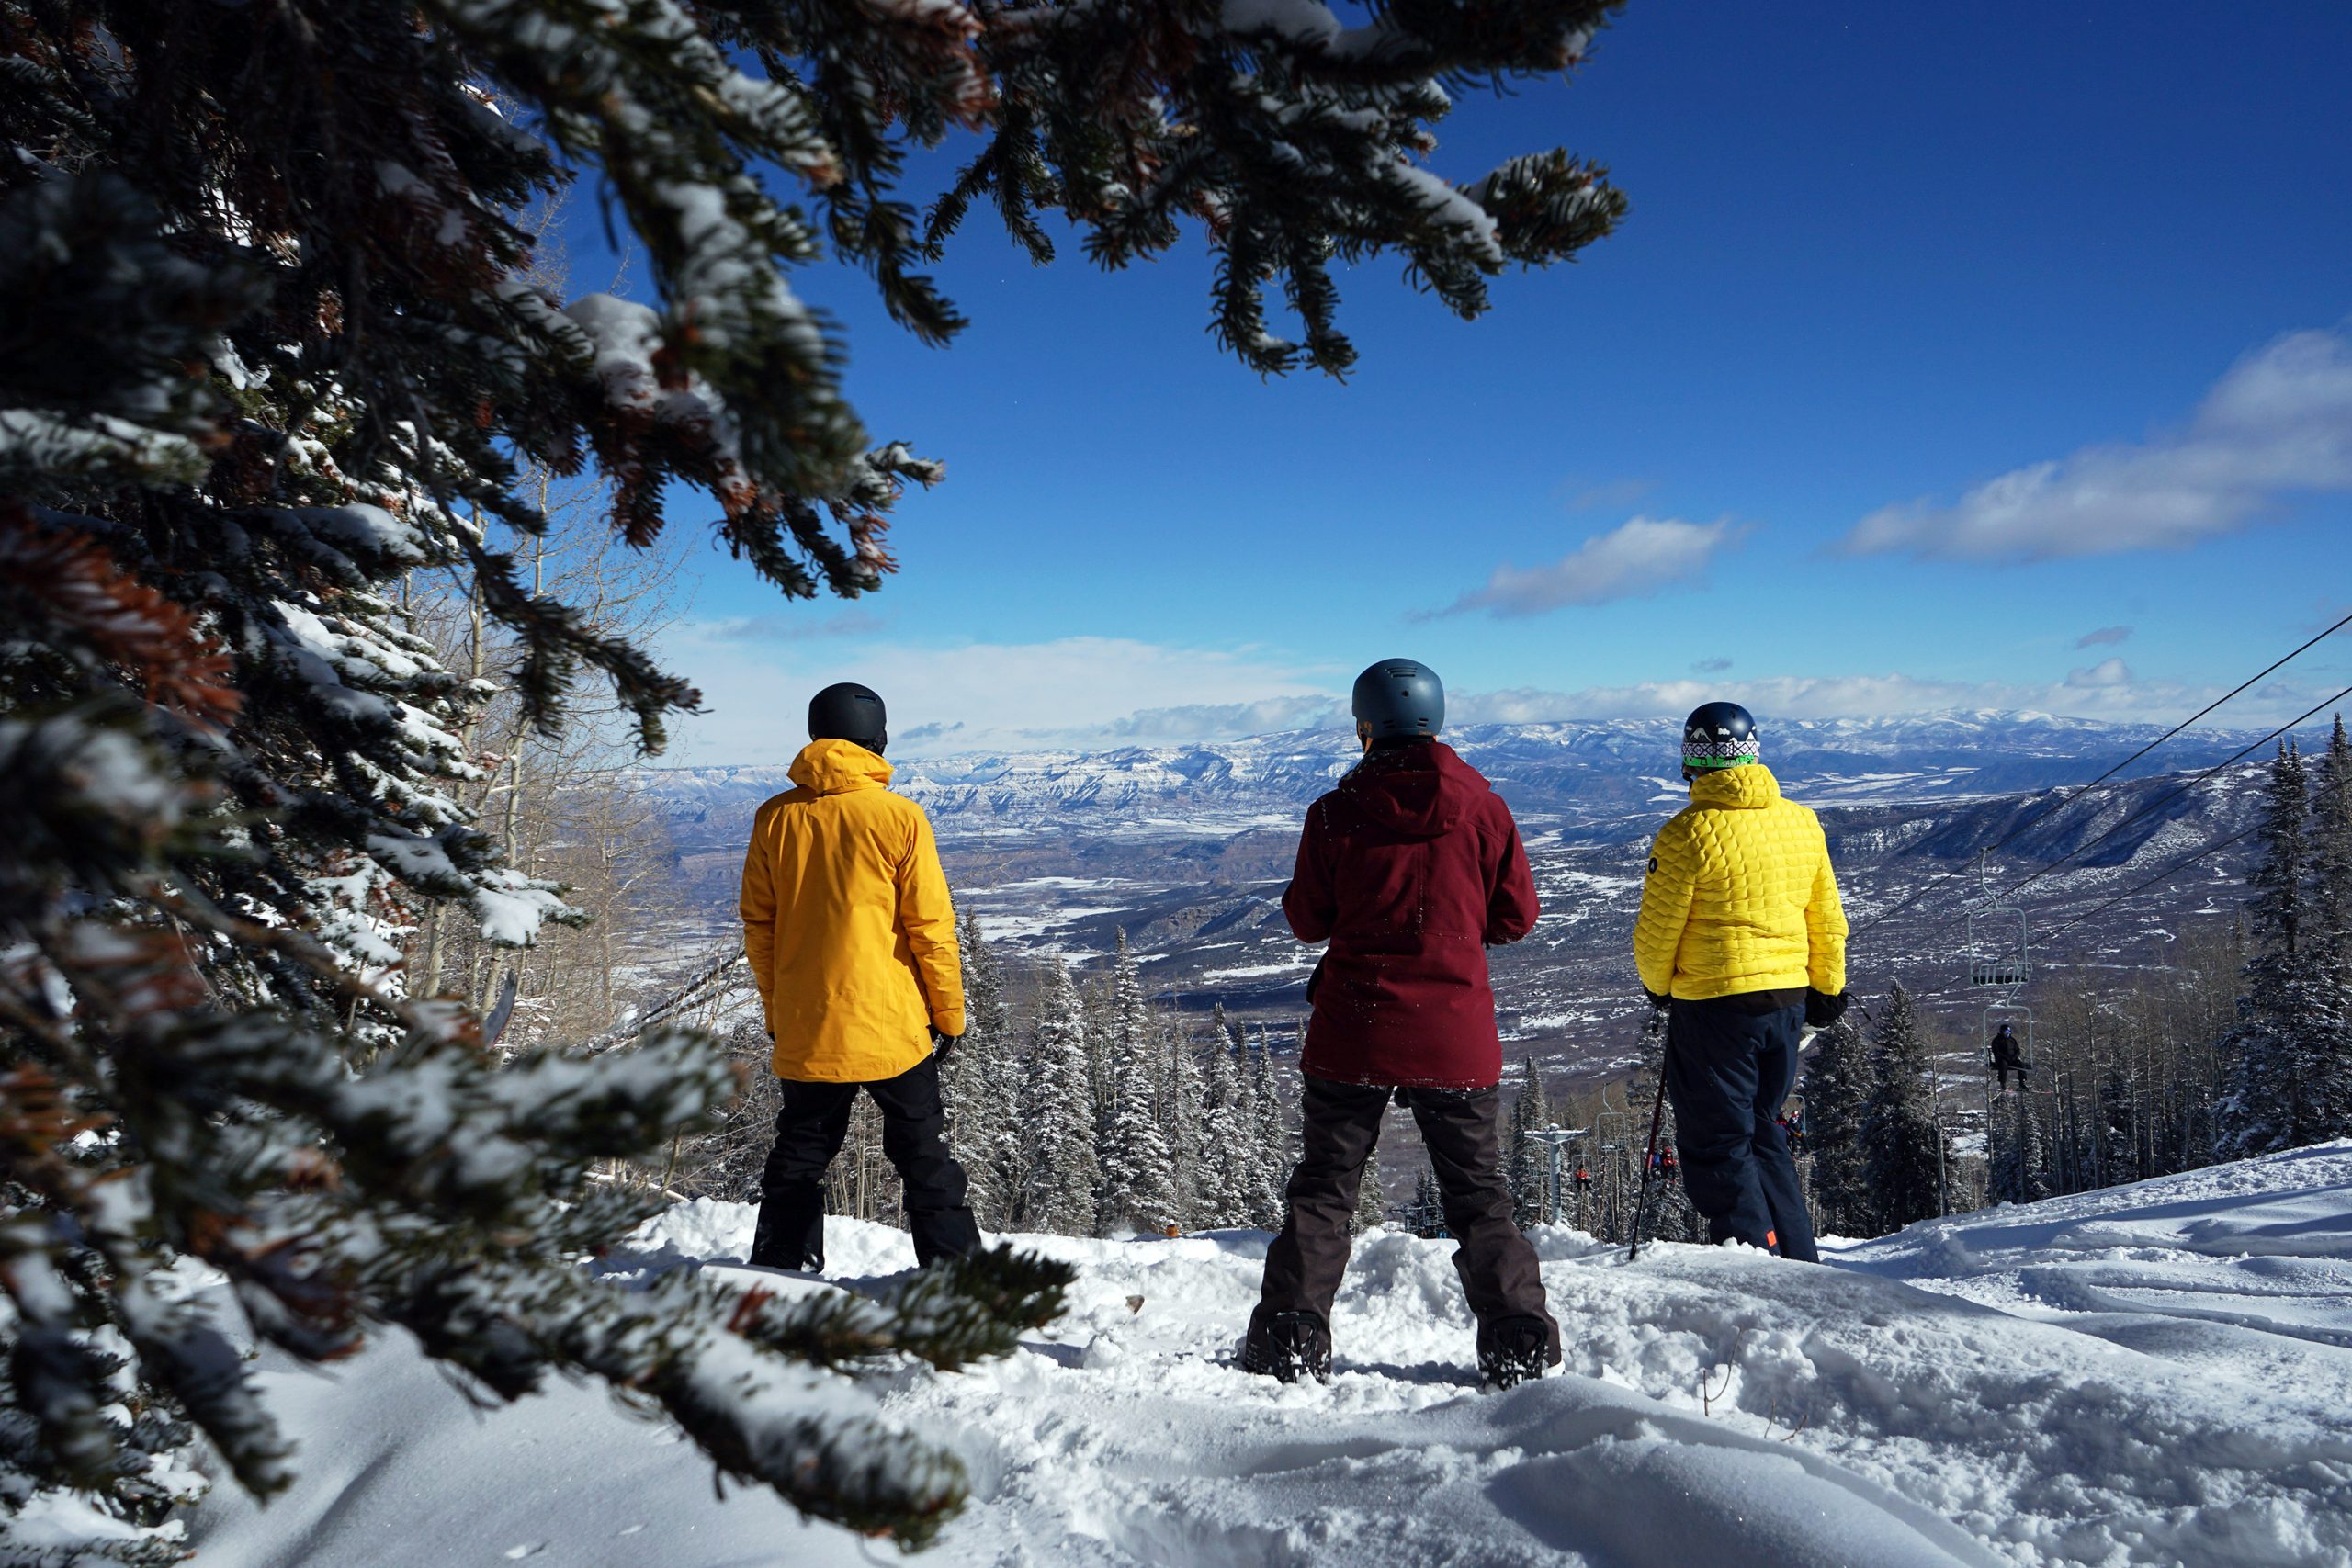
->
[1893,679,2352,960]
[2037,764,2352,945]
[576,945,749,1052]
[1848,608,2352,944]
[1975,681,2352,915]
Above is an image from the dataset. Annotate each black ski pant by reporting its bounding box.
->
[1254,1076,1560,1363]
[1664,995,1819,1262]
[752,1055,980,1271]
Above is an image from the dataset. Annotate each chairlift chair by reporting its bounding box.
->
[1964,852,2033,989]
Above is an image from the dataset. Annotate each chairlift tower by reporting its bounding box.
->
[1527,1125,1583,1226]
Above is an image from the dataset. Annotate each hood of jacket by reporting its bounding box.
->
[1689,761,1782,811]
[788,738,893,795]
[1339,740,1487,838]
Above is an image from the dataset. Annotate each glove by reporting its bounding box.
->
[1804,989,1849,1029]
[1643,988,1672,1012]
[930,1026,963,1060]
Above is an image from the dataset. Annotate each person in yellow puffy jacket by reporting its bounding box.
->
[1631,702,1849,1262]
[739,682,978,1272]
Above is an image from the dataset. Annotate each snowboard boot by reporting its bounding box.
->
[1242,1309,1332,1384]
[1476,1316,1553,1392]
[747,1199,823,1273]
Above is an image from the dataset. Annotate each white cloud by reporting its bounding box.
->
[1435,668,2332,730]
[707,608,891,642]
[659,627,1337,762]
[657,628,2336,764]
[1560,476,1654,512]
[1846,323,2352,561]
[2075,626,2133,649]
[1435,517,1741,617]
[1097,694,1347,739]
[2065,657,2135,689]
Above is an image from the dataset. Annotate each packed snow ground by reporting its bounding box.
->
[189,1144,2352,1567]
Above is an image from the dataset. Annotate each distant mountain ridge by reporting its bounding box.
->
[637,710,2286,841]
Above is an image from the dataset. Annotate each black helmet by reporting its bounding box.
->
[1352,658,1444,740]
[1681,701,1758,774]
[808,682,887,752]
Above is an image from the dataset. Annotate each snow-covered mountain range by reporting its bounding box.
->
[634,711,2303,1087]
[638,711,2274,840]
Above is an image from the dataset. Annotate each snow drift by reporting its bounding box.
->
[188,1143,2352,1566]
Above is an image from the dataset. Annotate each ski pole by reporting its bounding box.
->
[1627,1010,1668,1264]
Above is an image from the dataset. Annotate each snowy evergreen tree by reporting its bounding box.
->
[1197,1007,1254,1228]
[2310,718,2352,1136]
[1802,1015,1878,1236]
[2315,719,2352,952]
[1352,1139,1389,1235]
[2218,742,2337,1155]
[1507,1055,1553,1227]
[1860,985,1951,1235]
[1650,1091,1697,1244]
[944,911,1024,1230]
[1160,1017,1209,1232]
[0,0,1230,1545]
[1025,960,1100,1238]
[2097,1057,2142,1187]
[1993,1088,2053,1207]
[1248,1029,1295,1227]
[0,0,1634,1546]
[1095,933,1177,1235]
[1406,1169,1448,1238]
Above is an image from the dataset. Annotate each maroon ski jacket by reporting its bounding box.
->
[1283,741,1541,1089]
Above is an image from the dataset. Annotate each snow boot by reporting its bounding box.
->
[1242,1309,1331,1384]
[1477,1317,1552,1392]
[747,1201,822,1273]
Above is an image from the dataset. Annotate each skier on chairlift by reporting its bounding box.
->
[1990,1022,2029,1090]
[1777,1112,1806,1155]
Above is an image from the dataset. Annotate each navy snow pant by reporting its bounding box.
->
[1664,996,1820,1262]
[752,1055,980,1271]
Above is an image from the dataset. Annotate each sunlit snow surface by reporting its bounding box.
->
[190,1144,2352,1567]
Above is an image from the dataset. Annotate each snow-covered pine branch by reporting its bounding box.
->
[1,0,1627,1551]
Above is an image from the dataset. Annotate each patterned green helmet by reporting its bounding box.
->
[1682,701,1758,772]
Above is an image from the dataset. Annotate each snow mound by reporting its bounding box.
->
[189,1144,2352,1567]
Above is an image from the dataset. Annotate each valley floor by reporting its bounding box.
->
[188,1145,2352,1567]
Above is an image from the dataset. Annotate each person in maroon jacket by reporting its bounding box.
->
[1243,658,1560,1390]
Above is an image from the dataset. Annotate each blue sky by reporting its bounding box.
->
[560,6,2352,763]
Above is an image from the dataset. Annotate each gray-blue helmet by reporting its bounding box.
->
[1351,659,1444,739]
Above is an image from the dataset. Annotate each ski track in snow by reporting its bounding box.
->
[187,1145,2352,1568]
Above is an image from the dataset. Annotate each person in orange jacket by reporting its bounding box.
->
[739,682,978,1271]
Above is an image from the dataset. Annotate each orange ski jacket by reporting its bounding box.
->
[738,739,964,1082]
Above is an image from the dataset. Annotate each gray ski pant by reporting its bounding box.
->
[1253,1075,1560,1363]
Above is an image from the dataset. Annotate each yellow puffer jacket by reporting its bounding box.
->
[739,739,965,1082]
[1632,762,1848,1002]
